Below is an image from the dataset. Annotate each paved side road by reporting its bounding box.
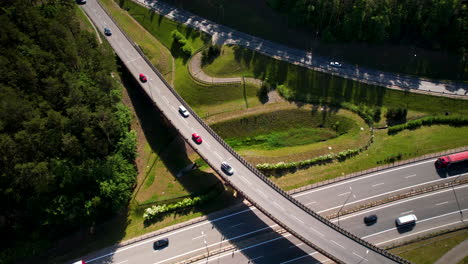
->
[137,0,468,98]
[434,237,468,264]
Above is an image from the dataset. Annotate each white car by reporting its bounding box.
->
[330,61,342,68]
[178,106,189,118]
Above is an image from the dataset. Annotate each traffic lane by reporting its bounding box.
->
[295,160,468,215]
[334,184,468,239]
[191,234,325,264]
[83,1,399,263]
[225,162,396,264]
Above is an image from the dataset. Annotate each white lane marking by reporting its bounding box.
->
[239,175,252,185]
[372,182,385,187]
[338,191,350,196]
[316,174,468,213]
[214,151,222,160]
[352,252,367,261]
[250,256,264,261]
[115,261,128,264]
[279,251,320,264]
[330,240,345,249]
[305,201,317,205]
[162,96,169,104]
[230,223,244,228]
[191,234,293,264]
[361,209,468,239]
[294,159,436,198]
[310,227,324,237]
[436,201,449,206]
[292,215,304,224]
[375,221,463,246]
[289,243,304,248]
[192,232,205,240]
[405,174,417,179]
[154,224,279,264]
[400,210,414,215]
[273,201,284,211]
[333,185,468,222]
[257,190,268,199]
[86,207,259,263]
[204,141,210,148]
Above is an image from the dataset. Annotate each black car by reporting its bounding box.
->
[364,214,378,225]
[104,27,112,36]
[153,238,169,250]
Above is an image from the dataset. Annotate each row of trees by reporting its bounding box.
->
[266,0,467,52]
[0,0,136,249]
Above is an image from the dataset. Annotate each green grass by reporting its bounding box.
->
[203,46,468,116]
[211,108,356,151]
[160,0,465,80]
[390,229,468,264]
[274,125,468,190]
[100,0,173,82]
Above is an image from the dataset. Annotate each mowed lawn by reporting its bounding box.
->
[390,229,468,264]
[274,125,468,190]
[203,46,468,116]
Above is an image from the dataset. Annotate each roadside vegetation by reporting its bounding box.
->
[390,228,468,264]
[0,1,137,263]
[160,0,467,80]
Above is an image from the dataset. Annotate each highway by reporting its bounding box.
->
[81,0,406,263]
[79,155,468,264]
[137,0,468,97]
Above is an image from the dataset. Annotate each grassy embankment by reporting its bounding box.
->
[202,45,468,189]
[389,229,468,264]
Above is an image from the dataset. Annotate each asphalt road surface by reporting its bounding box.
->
[77,155,468,264]
[82,183,468,264]
[136,0,468,97]
[80,0,405,263]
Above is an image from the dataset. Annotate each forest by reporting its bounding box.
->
[266,0,467,52]
[0,0,136,259]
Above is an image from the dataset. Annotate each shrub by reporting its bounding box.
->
[385,107,407,125]
[201,45,221,65]
[388,115,468,134]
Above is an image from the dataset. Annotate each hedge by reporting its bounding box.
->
[388,115,468,134]
[143,191,218,221]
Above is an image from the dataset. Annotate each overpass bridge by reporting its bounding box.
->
[81,1,410,263]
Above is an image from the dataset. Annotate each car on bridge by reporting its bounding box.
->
[178,105,189,117]
[192,133,202,144]
[221,161,234,175]
[139,73,147,83]
[104,27,112,36]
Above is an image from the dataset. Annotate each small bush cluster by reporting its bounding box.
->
[257,130,374,172]
[388,115,468,134]
[385,107,407,125]
[201,45,221,65]
[341,103,380,125]
[143,191,218,221]
[171,30,193,56]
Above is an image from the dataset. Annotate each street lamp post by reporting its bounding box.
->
[337,186,355,226]
[450,173,465,223]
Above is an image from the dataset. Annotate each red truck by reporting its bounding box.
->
[435,151,468,169]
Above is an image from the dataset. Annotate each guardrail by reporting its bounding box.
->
[95,1,410,263]
[288,146,468,195]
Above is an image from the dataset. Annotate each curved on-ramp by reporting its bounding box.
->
[81,1,410,263]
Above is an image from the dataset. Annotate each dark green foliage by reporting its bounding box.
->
[171,29,193,56]
[388,115,468,134]
[0,0,136,251]
[385,107,408,125]
[201,45,221,65]
[266,0,467,52]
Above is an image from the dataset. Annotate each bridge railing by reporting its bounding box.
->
[95,2,410,263]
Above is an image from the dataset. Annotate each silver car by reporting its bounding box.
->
[221,162,234,175]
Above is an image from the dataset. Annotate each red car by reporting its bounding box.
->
[192,133,202,144]
[139,73,147,83]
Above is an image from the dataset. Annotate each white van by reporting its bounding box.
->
[178,106,189,118]
[396,214,417,226]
